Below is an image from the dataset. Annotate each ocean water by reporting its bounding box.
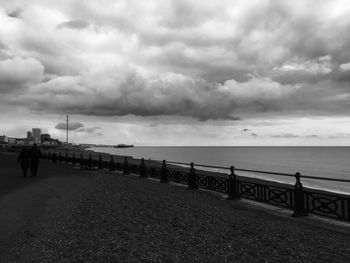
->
[91,146,350,194]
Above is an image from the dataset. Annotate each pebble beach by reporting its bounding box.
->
[1,151,350,262]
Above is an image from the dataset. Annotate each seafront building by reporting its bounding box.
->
[40,134,51,143]
[32,128,42,143]
[0,135,8,144]
[27,131,32,140]
[0,128,62,146]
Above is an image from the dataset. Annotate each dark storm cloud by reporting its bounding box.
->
[55,122,84,130]
[57,20,90,30]
[19,71,243,121]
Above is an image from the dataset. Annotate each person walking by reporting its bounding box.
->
[17,147,30,178]
[29,144,41,177]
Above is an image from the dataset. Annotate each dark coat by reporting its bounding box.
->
[30,147,41,167]
[18,148,30,169]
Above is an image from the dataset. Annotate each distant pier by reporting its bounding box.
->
[79,143,134,149]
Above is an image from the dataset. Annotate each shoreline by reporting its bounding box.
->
[87,146,350,195]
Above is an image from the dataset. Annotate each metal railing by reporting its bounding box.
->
[40,151,350,222]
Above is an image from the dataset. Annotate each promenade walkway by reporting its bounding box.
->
[1,152,350,262]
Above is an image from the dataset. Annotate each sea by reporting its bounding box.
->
[91,146,350,194]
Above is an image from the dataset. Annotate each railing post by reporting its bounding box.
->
[87,154,92,169]
[47,152,51,160]
[65,153,69,163]
[227,166,240,200]
[292,172,308,217]
[123,157,130,174]
[79,153,84,168]
[139,158,147,178]
[72,153,76,164]
[58,152,62,162]
[52,152,57,163]
[160,160,169,183]
[98,155,103,169]
[188,162,198,189]
[109,155,115,171]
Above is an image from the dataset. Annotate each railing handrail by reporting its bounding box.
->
[43,151,350,184]
[166,161,350,183]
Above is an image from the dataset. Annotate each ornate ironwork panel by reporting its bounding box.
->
[115,163,122,171]
[129,164,139,174]
[238,181,293,209]
[168,169,179,182]
[213,178,228,193]
[168,169,187,184]
[197,175,209,189]
[147,167,160,178]
[305,191,349,221]
[264,186,293,208]
[177,172,188,184]
[239,181,258,200]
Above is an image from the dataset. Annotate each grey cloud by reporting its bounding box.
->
[251,133,258,137]
[133,1,350,85]
[7,63,350,121]
[270,133,299,138]
[241,128,250,132]
[55,122,84,130]
[7,7,22,18]
[0,42,7,50]
[271,134,320,138]
[328,133,350,138]
[57,20,90,30]
[0,57,44,93]
[3,0,350,122]
[76,127,101,134]
[14,69,246,121]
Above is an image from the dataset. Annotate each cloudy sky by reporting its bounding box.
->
[1,0,350,146]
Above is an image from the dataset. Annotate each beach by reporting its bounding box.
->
[1,151,350,262]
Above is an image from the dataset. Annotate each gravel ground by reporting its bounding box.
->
[5,170,350,263]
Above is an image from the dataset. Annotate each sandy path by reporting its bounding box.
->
[0,153,98,261]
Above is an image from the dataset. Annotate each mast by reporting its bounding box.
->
[66,115,69,143]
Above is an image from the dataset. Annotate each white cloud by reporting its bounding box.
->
[339,62,350,72]
[274,56,333,75]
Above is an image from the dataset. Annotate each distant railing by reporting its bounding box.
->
[40,151,350,222]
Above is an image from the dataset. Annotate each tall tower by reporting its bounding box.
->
[32,128,42,143]
[66,115,69,143]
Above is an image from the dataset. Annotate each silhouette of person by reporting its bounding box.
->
[29,144,41,177]
[17,147,30,178]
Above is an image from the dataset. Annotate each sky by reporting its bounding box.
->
[0,0,350,146]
